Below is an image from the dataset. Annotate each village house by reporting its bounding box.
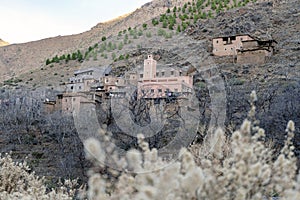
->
[43,55,194,113]
[66,67,111,93]
[212,34,276,64]
[212,35,253,56]
[138,55,193,99]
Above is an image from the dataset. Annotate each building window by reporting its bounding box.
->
[162,72,165,76]
[179,72,182,76]
[140,74,143,78]
[65,99,68,102]
[158,89,162,93]
[151,89,154,93]
[90,72,92,75]
[79,86,82,90]
[71,86,73,90]
[216,40,219,44]
[73,98,76,101]
[106,79,108,82]
[171,71,174,75]
[156,72,159,77]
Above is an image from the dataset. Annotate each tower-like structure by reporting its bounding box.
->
[143,55,157,79]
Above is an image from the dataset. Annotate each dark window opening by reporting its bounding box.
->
[230,36,236,41]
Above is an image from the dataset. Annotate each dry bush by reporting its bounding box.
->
[1,91,299,200]
[0,153,77,200]
[82,91,300,200]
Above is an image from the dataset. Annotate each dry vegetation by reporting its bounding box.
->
[1,91,299,199]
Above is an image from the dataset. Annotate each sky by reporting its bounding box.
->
[0,0,150,44]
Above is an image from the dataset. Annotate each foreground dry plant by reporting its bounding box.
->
[83,91,300,200]
[1,91,299,199]
[0,153,77,200]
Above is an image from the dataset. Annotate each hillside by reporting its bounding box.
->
[0,0,257,83]
[0,0,299,189]
[0,0,176,82]
[2,0,263,89]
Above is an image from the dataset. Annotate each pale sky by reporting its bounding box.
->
[0,0,150,44]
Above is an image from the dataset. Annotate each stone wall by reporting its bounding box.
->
[237,50,267,64]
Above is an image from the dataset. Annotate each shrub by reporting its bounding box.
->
[101,36,106,41]
[0,153,77,199]
[46,59,51,65]
[146,32,152,38]
[138,29,143,36]
[112,53,116,60]
[119,55,124,60]
[80,91,300,199]
[152,19,159,26]
[142,23,147,29]
[165,32,173,39]
[177,25,181,33]
[162,20,168,28]
[229,77,246,85]
[173,6,177,12]
[157,28,166,37]
[118,42,123,50]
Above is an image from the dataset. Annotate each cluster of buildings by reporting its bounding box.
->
[44,55,194,113]
[44,34,277,113]
[212,34,277,64]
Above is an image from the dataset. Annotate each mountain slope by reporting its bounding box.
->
[0,0,178,82]
[0,0,299,186]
